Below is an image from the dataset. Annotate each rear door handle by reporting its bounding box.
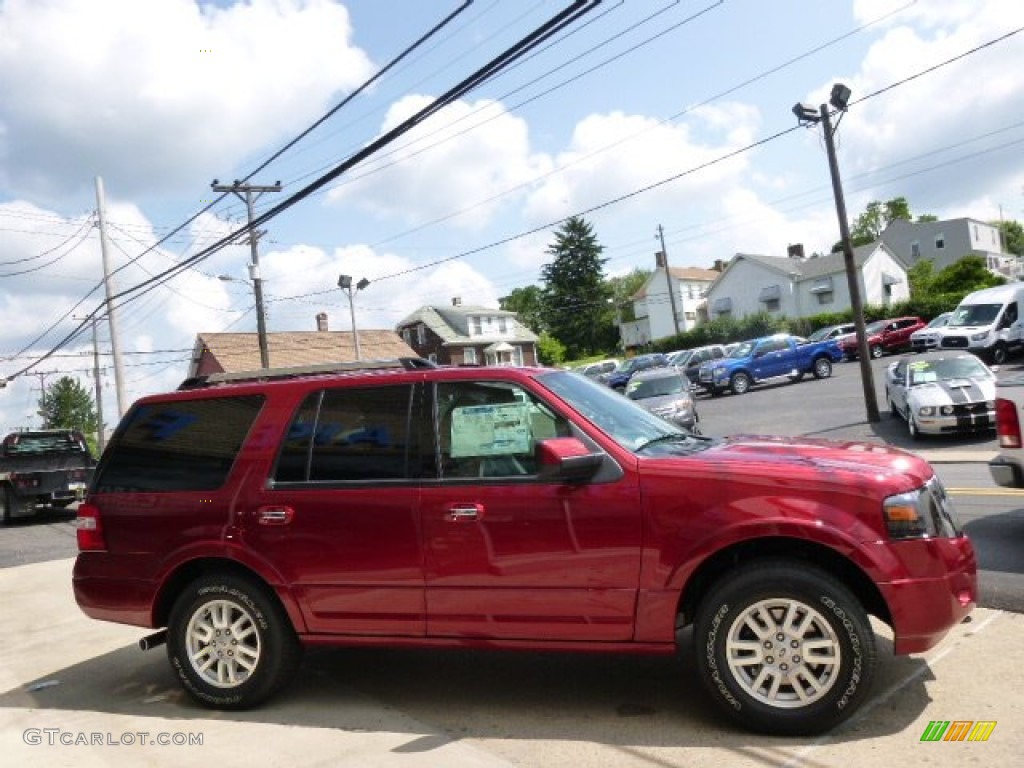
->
[257,505,295,526]
[446,503,483,522]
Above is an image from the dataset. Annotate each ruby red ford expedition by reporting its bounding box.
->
[73,359,976,735]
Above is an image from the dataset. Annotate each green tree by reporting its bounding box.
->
[991,219,1024,256]
[606,268,651,323]
[929,255,1005,294]
[536,332,566,366]
[38,376,98,441]
[833,196,919,251]
[906,259,936,297]
[499,285,545,333]
[539,216,614,359]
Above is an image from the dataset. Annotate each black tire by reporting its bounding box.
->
[812,357,832,380]
[789,371,805,383]
[870,345,883,359]
[2,488,28,525]
[730,372,752,395]
[908,412,922,440]
[990,343,1008,366]
[707,387,722,398]
[167,574,301,710]
[694,560,876,736]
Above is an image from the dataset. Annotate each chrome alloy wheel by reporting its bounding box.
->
[185,599,262,688]
[724,598,841,708]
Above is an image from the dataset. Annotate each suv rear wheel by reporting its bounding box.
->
[167,574,301,710]
[694,560,875,735]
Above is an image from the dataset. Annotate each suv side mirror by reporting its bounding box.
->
[536,437,603,483]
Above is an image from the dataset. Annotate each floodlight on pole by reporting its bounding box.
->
[792,83,880,423]
[338,274,370,360]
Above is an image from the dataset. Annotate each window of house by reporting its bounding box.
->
[684,311,696,320]
[464,347,477,365]
[498,317,508,333]
[416,324,426,345]
[764,298,780,312]
[428,353,437,363]
[402,328,412,345]
[817,291,834,305]
[911,241,921,259]
[470,316,482,336]
[514,345,524,365]
[935,233,945,250]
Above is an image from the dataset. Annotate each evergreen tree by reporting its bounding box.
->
[499,285,545,333]
[539,217,614,359]
[38,376,98,438]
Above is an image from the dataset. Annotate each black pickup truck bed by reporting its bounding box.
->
[1,430,96,523]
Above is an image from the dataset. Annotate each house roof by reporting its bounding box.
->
[192,331,417,375]
[632,265,721,300]
[395,305,538,345]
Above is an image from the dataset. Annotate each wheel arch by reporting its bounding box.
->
[676,537,891,630]
[152,557,305,634]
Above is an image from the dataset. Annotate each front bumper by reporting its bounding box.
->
[913,407,994,435]
[870,534,977,654]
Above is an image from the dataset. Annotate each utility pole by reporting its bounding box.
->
[95,177,128,418]
[211,180,281,369]
[88,317,105,453]
[656,224,682,336]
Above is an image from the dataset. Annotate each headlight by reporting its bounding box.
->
[918,406,934,416]
[970,332,988,341]
[940,405,954,415]
[883,480,961,539]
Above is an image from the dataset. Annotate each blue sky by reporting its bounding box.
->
[1,0,1023,432]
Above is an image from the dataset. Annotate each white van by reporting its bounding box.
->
[938,283,1024,364]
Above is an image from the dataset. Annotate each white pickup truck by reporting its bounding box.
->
[989,375,1024,487]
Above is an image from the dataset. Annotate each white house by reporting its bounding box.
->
[881,217,1019,279]
[704,242,909,320]
[618,265,720,349]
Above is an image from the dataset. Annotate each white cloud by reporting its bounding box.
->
[0,0,374,202]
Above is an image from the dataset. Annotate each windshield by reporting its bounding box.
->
[908,357,993,386]
[539,371,707,454]
[807,327,832,342]
[926,314,951,329]
[626,372,687,400]
[729,341,755,358]
[669,350,693,366]
[948,303,1001,327]
[865,320,888,335]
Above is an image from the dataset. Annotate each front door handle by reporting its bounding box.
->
[446,503,483,522]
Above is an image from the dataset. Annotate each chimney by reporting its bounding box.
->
[787,243,805,260]
[713,259,724,272]
[452,297,461,306]
[316,312,328,332]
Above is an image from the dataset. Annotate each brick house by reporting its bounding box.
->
[395,299,539,366]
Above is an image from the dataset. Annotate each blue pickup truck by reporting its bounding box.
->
[696,333,843,396]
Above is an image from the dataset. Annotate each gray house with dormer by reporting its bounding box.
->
[880,217,1019,279]
[395,299,539,366]
[704,242,909,320]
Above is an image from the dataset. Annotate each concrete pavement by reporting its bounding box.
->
[0,557,1020,767]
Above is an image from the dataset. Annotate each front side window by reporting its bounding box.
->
[94,395,264,492]
[436,381,570,479]
[274,385,423,483]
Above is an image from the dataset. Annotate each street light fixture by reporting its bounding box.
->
[338,274,370,360]
[792,83,880,423]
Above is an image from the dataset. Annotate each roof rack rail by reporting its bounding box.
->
[178,357,437,390]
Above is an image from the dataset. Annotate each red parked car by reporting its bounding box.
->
[73,358,976,735]
[839,316,927,360]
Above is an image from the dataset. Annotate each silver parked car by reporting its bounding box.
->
[624,367,699,431]
[884,351,996,439]
[910,312,952,352]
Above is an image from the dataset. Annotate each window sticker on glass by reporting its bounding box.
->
[450,403,532,457]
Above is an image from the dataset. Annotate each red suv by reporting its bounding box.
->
[73,359,976,735]
[839,316,927,360]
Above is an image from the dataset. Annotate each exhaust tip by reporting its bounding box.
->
[138,629,168,651]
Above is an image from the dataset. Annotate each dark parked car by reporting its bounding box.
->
[670,344,727,386]
[74,357,976,735]
[599,353,669,391]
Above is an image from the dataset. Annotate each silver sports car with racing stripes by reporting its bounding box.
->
[885,351,996,439]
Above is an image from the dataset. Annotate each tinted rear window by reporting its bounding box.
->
[93,395,264,492]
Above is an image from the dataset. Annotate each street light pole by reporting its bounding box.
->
[338,275,370,360]
[793,85,880,423]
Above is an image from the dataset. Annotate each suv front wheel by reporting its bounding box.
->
[694,561,876,735]
[167,574,301,710]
